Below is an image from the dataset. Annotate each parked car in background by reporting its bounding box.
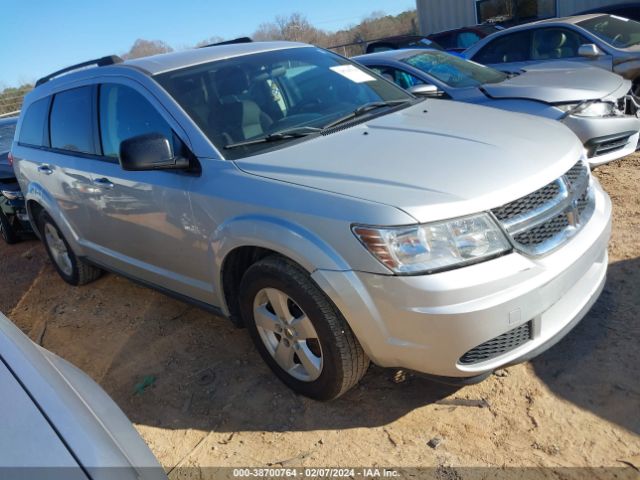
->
[465,14,640,95]
[0,117,32,243]
[365,35,447,54]
[330,34,447,56]
[573,3,640,23]
[427,24,503,53]
[13,42,611,400]
[355,49,640,167]
[0,311,165,478]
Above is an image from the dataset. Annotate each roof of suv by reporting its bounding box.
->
[29,41,310,94]
[121,41,309,75]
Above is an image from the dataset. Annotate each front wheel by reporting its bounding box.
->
[39,211,102,286]
[239,256,369,400]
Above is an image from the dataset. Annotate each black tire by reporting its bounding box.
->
[38,211,102,286]
[239,255,369,400]
[0,210,19,244]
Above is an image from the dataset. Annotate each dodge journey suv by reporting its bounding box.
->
[11,42,611,400]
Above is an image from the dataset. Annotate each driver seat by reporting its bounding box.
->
[213,66,273,142]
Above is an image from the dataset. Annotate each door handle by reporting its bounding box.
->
[37,165,53,175]
[92,177,115,189]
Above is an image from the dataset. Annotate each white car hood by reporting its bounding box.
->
[235,100,583,223]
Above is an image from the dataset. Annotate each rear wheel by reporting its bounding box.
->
[0,210,19,244]
[39,211,102,286]
[239,255,369,400]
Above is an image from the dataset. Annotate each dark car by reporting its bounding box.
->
[0,117,31,243]
[364,34,446,54]
[428,24,503,53]
[574,3,640,22]
[330,34,446,56]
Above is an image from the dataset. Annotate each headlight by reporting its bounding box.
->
[352,213,512,274]
[1,190,23,201]
[557,101,618,117]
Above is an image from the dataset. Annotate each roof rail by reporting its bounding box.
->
[199,37,253,48]
[35,55,123,87]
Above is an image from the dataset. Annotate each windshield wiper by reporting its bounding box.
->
[224,126,322,149]
[322,99,414,130]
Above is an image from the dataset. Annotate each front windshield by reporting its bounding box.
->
[403,51,508,88]
[578,15,640,48]
[0,121,17,153]
[156,46,413,159]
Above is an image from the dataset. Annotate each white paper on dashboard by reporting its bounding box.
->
[330,65,376,83]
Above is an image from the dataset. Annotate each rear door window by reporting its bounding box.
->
[18,98,50,147]
[50,87,96,154]
[473,31,533,64]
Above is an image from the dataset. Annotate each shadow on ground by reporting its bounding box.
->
[532,257,640,435]
[6,239,637,436]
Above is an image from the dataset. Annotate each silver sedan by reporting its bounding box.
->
[0,312,165,479]
[464,14,640,95]
[355,48,640,167]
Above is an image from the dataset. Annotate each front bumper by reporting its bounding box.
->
[562,114,640,167]
[313,182,611,378]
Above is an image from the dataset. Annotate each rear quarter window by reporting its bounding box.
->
[18,98,50,147]
[50,86,96,154]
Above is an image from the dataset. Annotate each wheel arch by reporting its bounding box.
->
[214,215,351,326]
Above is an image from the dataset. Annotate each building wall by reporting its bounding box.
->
[416,0,631,34]
[416,0,477,35]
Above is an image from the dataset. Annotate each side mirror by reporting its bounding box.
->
[578,44,601,59]
[408,84,443,97]
[119,133,190,171]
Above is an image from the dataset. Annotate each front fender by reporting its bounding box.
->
[211,214,352,308]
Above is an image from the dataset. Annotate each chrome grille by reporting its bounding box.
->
[492,159,594,256]
[459,321,532,365]
[492,182,560,221]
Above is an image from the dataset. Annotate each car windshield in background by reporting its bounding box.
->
[156,46,414,159]
[578,15,640,48]
[0,120,17,153]
[403,51,508,88]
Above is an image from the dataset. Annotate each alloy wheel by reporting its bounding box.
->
[44,223,73,276]
[253,287,323,382]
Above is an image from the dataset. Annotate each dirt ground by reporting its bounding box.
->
[1,154,639,478]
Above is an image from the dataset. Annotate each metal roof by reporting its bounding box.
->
[123,41,310,75]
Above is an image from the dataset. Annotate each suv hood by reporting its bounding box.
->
[235,100,583,223]
[483,64,630,103]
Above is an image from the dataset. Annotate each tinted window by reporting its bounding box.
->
[369,66,425,89]
[531,28,589,59]
[431,33,457,50]
[18,98,49,147]
[50,87,96,154]
[99,84,174,158]
[474,31,532,64]
[0,120,17,152]
[579,15,640,48]
[458,31,482,49]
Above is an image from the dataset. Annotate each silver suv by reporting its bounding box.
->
[12,42,611,400]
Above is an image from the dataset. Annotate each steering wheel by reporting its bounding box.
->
[612,33,624,46]
[292,98,325,114]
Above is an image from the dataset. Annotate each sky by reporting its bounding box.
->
[0,0,415,88]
